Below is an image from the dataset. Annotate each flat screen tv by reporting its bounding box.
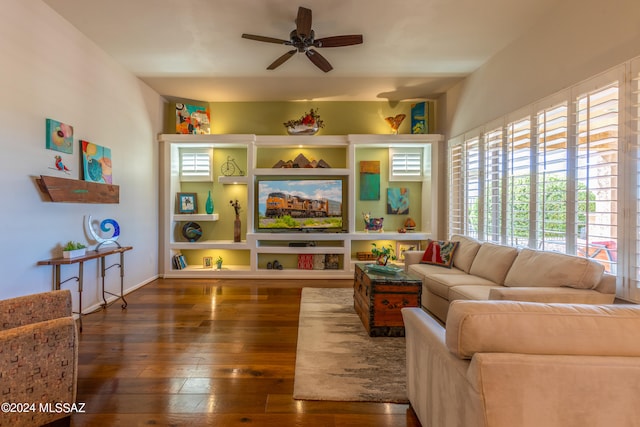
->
[255,177,346,232]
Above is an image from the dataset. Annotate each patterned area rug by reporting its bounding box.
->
[293,287,408,403]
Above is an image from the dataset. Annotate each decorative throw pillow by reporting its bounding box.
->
[420,240,459,268]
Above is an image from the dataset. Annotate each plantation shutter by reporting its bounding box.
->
[483,127,503,243]
[448,138,464,236]
[389,148,422,181]
[464,135,481,239]
[536,102,568,251]
[506,117,533,247]
[180,149,213,181]
[574,81,620,274]
[629,59,640,300]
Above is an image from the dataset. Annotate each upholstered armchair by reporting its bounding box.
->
[0,290,78,427]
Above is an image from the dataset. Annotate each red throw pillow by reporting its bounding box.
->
[420,240,459,268]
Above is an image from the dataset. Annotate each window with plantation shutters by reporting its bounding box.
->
[180,148,213,182]
[446,57,639,301]
[574,82,619,275]
[465,136,481,238]
[389,148,422,181]
[536,103,568,252]
[506,117,532,247]
[483,128,503,243]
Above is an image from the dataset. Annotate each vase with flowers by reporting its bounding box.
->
[370,243,397,266]
[284,108,325,135]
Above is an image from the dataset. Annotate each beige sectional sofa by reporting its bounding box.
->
[402,301,640,427]
[404,234,616,323]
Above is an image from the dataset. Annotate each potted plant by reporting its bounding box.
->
[370,243,397,266]
[63,241,87,258]
[215,256,223,270]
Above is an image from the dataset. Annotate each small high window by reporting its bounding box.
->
[180,148,213,182]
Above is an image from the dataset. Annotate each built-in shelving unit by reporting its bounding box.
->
[159,133,442,278]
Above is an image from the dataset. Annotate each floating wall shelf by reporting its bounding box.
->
[36,175,120,204]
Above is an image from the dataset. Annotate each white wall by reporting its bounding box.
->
[446,0,640,137]
[0,0,164,312]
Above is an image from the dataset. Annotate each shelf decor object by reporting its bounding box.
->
[182,222,202,242]
[177,192,198,214]
[37,175,119,203]
[384,114,406,134]
[205,191,214,214]
[230,199,242,242]
[284,108,324,135]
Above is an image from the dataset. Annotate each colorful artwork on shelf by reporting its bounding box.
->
[387,187,410,214]
[176,103,210,134]
[46,118,73,154]
[81,140,112,184]
[86,216,121,249]
[411,102,428,134]
[359,160,380,200]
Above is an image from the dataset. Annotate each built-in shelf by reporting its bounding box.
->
[173,213,219,221]
[218,175,249,184]
[36,175,119,204]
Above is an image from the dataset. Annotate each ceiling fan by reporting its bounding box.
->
[241,6,363,73]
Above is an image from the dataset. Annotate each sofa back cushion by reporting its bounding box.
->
[445,300,640,360]
[504,248,604,290]
[469,243,518,285]
[450,235,482,273]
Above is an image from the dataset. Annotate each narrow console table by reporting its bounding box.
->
[37,246,132,331]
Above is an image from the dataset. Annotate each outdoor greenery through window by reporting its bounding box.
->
[448,61,635,297]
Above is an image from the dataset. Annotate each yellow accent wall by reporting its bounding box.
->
[165,101,434,135]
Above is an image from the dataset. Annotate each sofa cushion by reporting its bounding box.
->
[504,248,604,290]
[445,300,640,360]
[408,263,467,279]
[469,243,518,285]
[450,235,482,273]
[425,273,498,300]
[420,240,459,268]
[449,285,500,301]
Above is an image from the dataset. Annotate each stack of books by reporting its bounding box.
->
[173,253,187,270]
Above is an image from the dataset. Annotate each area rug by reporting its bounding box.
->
[293,287,408,403]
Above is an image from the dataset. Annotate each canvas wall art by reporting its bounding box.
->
[176,103,211,134]
[359,160,380,200]
[46,118,73,154]
[411,102,428,134]
[81,140,112,184]
[387,187,409,214]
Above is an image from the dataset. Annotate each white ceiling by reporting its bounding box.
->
[42,0,558,102]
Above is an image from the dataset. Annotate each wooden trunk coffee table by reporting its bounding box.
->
[353,263,422,337]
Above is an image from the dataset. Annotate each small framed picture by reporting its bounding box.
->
[203,256,212,269]
[177,192,198,214]
[396,241,421,262]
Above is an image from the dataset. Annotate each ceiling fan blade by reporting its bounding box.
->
[242,33,289,44]
[305,49,333,73]
[296,7,312,39]
[267,50,297,70]
[315,34,363,48]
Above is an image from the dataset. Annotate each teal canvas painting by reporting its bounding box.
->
[46,118,73,154]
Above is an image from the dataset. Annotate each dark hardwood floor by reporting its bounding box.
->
[71,278,421,427]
